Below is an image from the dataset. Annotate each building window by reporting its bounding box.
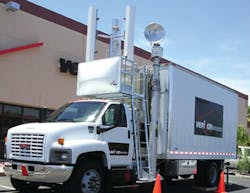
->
[23,107,40,123]
[4,105,22,129]
[0,102,54,159]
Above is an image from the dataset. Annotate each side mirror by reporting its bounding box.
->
[96,125,117,134]
[96,126,104,134]
[225,162,230,166]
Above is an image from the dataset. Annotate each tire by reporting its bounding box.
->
[205,162,219,187]
[158,161,174,184]
[195,161,219,187]
[195,161,205,186]
[180,175,192,179]
[10,177,39,193]
[66,160,106,193]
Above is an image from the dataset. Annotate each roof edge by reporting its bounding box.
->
[0,0,87,34]
[169,63,248,100]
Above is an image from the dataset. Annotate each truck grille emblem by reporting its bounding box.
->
[19,144,30,150]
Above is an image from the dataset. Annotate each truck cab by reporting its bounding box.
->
[5,99,134,193]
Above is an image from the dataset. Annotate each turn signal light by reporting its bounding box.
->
[57,138,64,145]
[4,136,7,143]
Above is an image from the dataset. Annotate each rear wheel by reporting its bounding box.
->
[195,161,220,187]
[180,175,192,179]
[205,162,219,187]
[10,177,39,193]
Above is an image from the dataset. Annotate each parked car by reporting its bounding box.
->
[225,146,250,169]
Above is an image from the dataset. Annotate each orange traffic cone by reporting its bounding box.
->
[153,173,161,193]
[216,171,226,193]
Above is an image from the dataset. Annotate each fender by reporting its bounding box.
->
[62,139,111,169]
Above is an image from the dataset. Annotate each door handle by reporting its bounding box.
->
[128,130,130,139]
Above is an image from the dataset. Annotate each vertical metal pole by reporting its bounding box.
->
[86,6,97,62]
[109,19,122,57]
[124,5,135,61]
[226,167,229,185]
[149,57,161,179]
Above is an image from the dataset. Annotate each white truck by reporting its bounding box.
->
[4,56,238,193]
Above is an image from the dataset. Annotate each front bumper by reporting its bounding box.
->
[4,161,73,183]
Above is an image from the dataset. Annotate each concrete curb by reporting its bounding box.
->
[235,173,250,178]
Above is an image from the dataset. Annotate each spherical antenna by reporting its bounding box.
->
[144,23,165,44]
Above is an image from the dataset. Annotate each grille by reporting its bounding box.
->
[11,133,45,158]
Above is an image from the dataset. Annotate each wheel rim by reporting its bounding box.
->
[81,169,101,193]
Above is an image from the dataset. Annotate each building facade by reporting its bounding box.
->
[0,0,248,158]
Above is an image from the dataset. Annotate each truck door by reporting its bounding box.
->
[100,104,132,167]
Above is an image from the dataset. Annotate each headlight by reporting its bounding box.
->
[49,149,72,164]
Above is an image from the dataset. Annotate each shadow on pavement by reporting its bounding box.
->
[226,183,249,192]
[3,178,247,193]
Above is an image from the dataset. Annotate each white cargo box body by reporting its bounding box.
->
[158,64,238,160]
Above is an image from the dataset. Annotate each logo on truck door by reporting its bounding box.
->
[194,97,223,138]
[108,143,129,155]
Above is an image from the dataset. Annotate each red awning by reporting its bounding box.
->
[0,42,43,55]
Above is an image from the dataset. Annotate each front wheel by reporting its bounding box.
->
[66,160,106,193]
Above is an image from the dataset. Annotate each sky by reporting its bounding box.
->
[28,0,250,101]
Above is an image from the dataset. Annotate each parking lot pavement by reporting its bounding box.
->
[1,174,250,193]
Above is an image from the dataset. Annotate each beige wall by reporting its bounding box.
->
[0,4,85,108]
[238,97,248,128]
[0,3,149,109]
[0,2,248,127]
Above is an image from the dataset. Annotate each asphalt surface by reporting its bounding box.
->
[0,174,250,193]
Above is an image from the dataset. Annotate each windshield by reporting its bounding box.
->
[47,101,105,122]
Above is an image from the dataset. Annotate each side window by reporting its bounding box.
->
[102,105,116,126]
[102,104,127,127]
[120,105,127,127]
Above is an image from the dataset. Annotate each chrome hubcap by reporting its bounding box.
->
[81,169,101,193]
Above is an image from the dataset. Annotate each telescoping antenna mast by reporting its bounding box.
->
[109,5,135,59]
[144,23,165,179]
[86,5,135,60]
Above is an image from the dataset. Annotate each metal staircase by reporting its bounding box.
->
[121,58,152,181]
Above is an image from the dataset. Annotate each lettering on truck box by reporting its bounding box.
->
[194,97,223,138]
